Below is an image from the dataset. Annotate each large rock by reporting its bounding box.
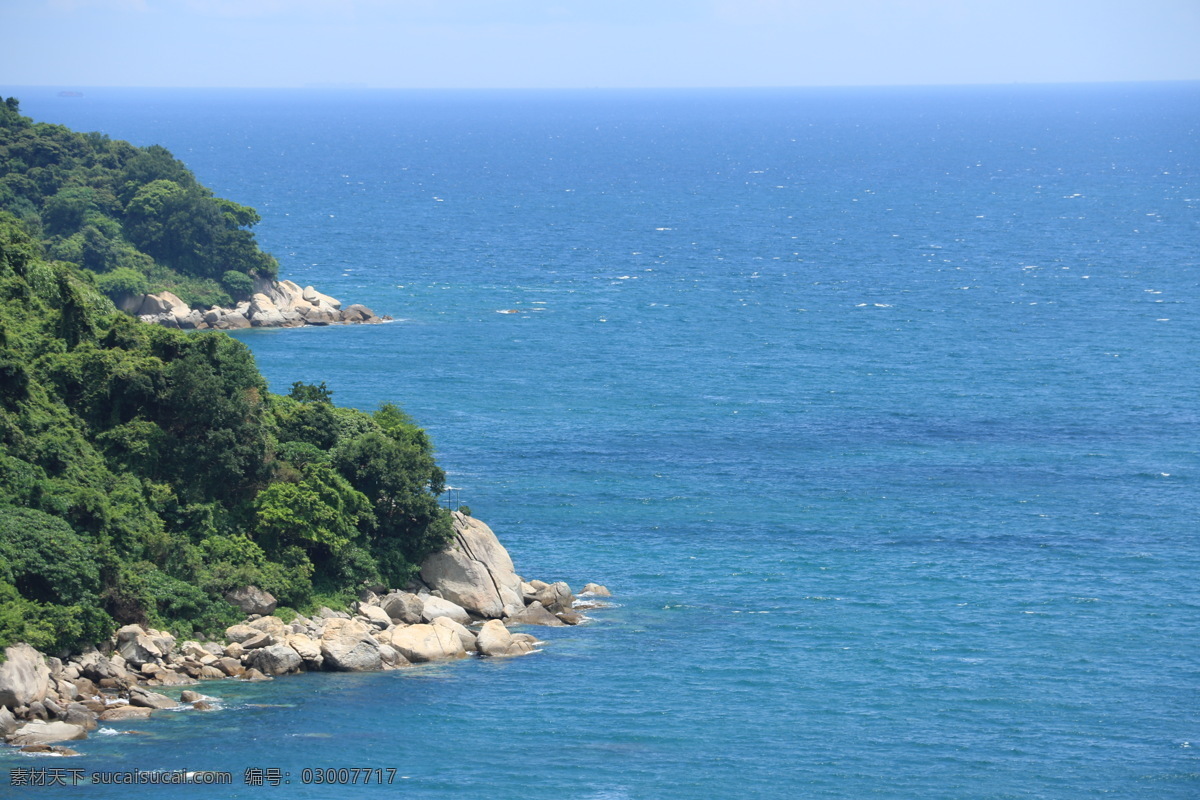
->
[535,581,576,614]
[62,703,98,731]
[225,586,277,616]
[509,601,566,627]
[0,644,50,708]
[581,583,612,597]
[216,657,245,678]
[114,625,171,668]
[377,644,407,668]
[419,513,526,619]
[299,302,340,325]
[475,620,536,657]
[7,720,87,746]
[215,311,251,330]
[247,616,289,638]
[286,634,323,669]
[555,609,584,625]
[303,285,341,309]
[380,592,424,624]
[239,632,273,650]
[431,617,477,652]
[246,645,302,676]
[385,624,465,663]
[273,280,308,310]
[248,293,286,327]
[359,604,393,629]
[224,624,259,644]
[128,687,177,710]
[0,705,18,736]
[339,304,377,323]
[319,619,382,672]
[135,291,189,318]
[177,309,206,329]
[420,595,472,625]
[74,651,121,683]
[147,669,195,687]
[99,705,153,721]
[253,275,289,309]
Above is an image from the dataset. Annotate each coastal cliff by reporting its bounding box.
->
[0,513,611,752]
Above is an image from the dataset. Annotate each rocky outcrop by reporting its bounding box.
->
[131,279,389,330]
[419,513,526,619]
[1,514,610,753]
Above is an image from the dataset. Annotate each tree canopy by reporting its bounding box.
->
[0,209,452,655]
[0,97,278,309]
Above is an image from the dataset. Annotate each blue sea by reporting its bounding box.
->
[4,83,1199,799]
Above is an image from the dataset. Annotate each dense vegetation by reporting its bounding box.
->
[0,105,454,656]
[0,97,276,308]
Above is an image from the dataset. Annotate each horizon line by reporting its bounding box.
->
[4,79,1199,93]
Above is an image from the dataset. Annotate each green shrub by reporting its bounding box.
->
[221,270,254,299]
[95,266,148,297]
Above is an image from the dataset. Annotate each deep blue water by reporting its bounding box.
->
[4,83,1199,799]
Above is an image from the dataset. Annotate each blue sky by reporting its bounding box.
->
[2,0,1199,89]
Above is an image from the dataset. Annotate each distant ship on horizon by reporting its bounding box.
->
[57,90,83,98]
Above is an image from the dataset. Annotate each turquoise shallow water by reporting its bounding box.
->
[4,84,1199,798]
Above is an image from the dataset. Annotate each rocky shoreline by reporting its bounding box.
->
[116,276,389,330]
[0,513,611,754]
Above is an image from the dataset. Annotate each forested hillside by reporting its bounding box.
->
[0,97,275,308]
[0,108,454,656]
